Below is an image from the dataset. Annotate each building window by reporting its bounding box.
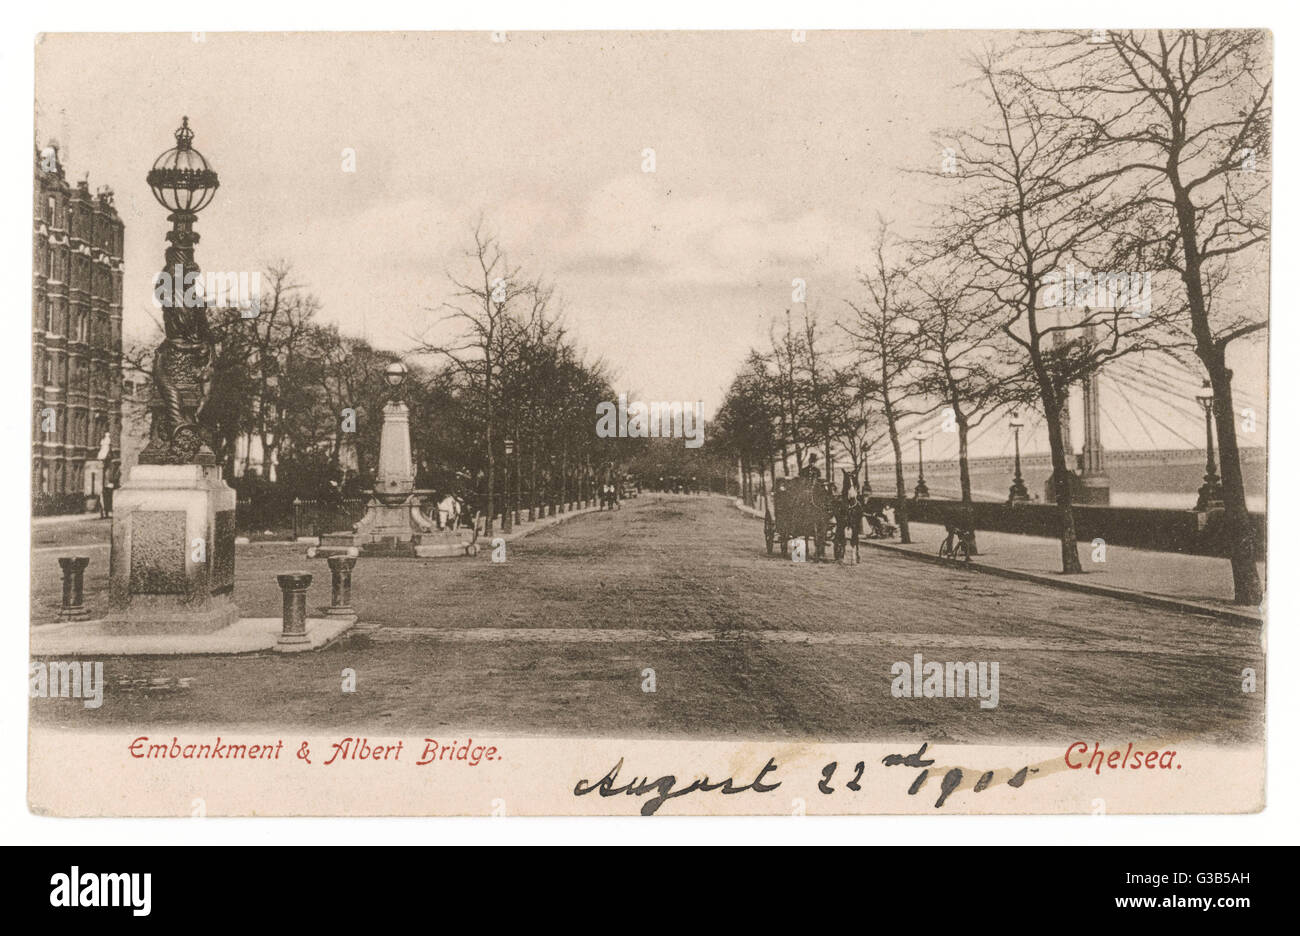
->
[45,195,55,224]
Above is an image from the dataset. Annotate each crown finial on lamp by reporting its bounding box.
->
[174,116,194,150]
[147,116,218,214]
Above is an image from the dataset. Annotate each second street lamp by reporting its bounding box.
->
[913,429,929,500]
[1008,411,1030,505]
[1195,380,1224,511]
[503,438,515,533]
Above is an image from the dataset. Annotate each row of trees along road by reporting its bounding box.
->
[715,30,1268,605]
[126,231,645,519]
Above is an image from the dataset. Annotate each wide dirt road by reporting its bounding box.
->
[32,494,1264,743]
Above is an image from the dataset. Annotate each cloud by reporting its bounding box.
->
[554,174,876,289]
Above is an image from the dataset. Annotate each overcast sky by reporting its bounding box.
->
[35,31,1268,460]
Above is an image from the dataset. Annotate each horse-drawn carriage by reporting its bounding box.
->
[763,471,874,561]
[764,475,837,559]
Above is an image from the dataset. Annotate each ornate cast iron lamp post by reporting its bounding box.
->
[503,438,515,532]
[103,117,238,633]
[913,429,929,499]
[1195,380,1224,511]
[141,117,220,465]
[1008,411,1030,505]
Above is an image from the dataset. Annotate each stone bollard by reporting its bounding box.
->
[326,556,356,618]
[276,572,313,646]
[57,556,90,622]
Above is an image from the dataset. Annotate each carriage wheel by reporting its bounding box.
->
[764,514,775,555]
[954,539,971,563]
[939,537,953,559]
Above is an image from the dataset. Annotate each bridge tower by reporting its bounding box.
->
[1078,363,1111,505]
[1044,323,1109,505]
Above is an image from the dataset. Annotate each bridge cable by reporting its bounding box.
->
[1108,376,1161,448]
[1109,363,1210,426]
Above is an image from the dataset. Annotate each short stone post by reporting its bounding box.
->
[276,572,313,646]
[326,556,356,618]
[57,556,90,621]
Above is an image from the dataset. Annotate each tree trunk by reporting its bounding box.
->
[955,405,978,555]
[1042,389,1082,573]
[529,444,537,521]
[1173,179,1264,606]
[886,412,910,544]
[1208,355,1263,605]
[956,420,972,502]
[484,373,495,536]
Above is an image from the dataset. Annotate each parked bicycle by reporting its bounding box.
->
[938,521,976,562]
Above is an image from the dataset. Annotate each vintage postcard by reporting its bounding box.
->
[28,29,1268,817]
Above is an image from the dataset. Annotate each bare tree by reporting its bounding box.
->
[934,55,1175,573]
[843,220,922,544]
[1021,28,1269,603]
[240,262,320,480]
[909,263,1027,513]
[414,223,543,533]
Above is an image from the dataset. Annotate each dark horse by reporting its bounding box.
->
[831,470,865,562]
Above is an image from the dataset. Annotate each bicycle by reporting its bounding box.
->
[938,522,976,562]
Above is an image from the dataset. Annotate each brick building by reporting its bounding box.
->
[32,144,125,511]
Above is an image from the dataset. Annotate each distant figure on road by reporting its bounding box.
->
[799,453,821,481]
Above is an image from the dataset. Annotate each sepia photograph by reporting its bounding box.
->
[21,24,1272,823]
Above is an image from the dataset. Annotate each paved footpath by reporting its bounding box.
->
[31,494,1264,744]
[883,520,1264,620]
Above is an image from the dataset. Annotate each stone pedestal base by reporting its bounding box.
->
[1078,474,1111,506]
[312,530,479,559]
[312,492,478,559]
[105,463,239,634]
